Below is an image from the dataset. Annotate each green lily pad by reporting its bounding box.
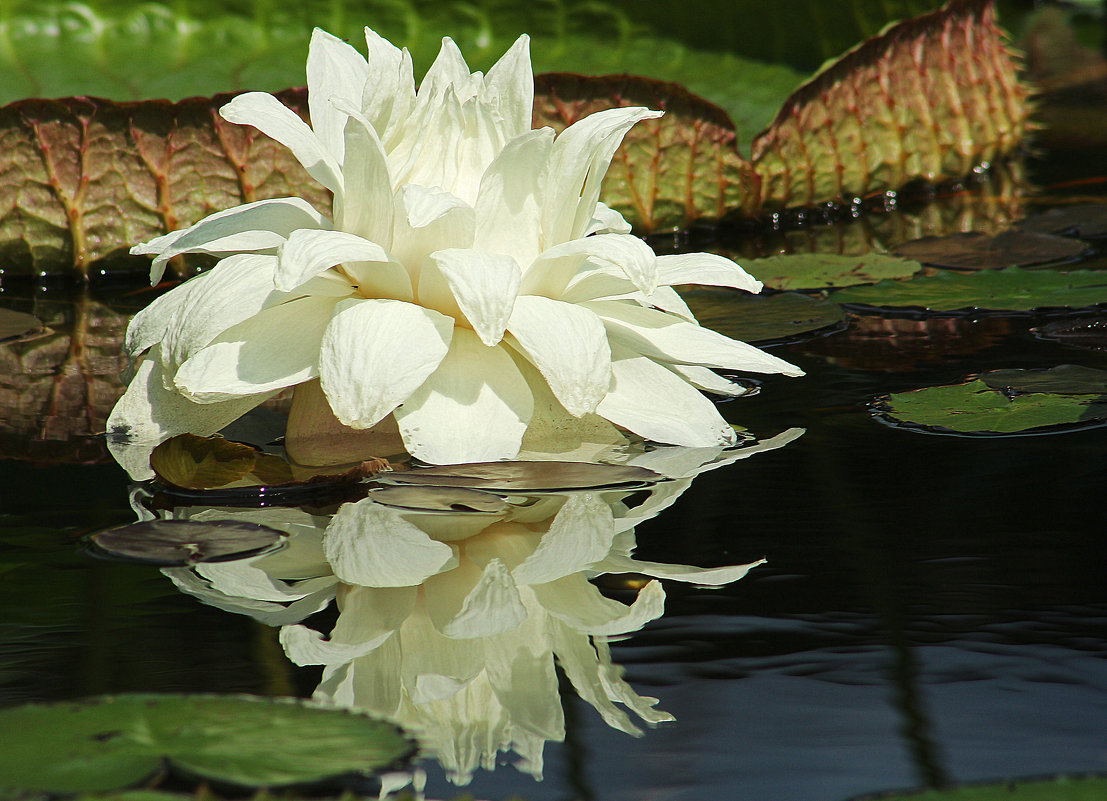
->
[740,252,924,290]
[872,377,1107,435]
[848,773,1107,800]
[0,694,414,793]
[831,267,1107,314]
[1016,204,1107,239]
[892,230,1088,270]
[1031,316,1107,351]
[979,364,1107,395]
[377,461,663,493]
[682,289,846,343]
[89,520,288,565]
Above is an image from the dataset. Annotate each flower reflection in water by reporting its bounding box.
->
[146,431,801,786]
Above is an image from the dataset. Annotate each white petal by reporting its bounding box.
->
[163,567,336,626]
[220,92,342,195]
[656,252,762,293]
[306,28,370,163]
[173,294,340,401]
[106,350,277,481]
[319,297,453,428]
[590,299,804,376]
[425,248,520,346]
[484,34,533,139]
[390,184,475,268]
[334,112,394,246]
[596,347,737,447]
[596,554,766,586]
[474,128,552,269]
[419,36,473,100]
[280,584,415,666]
[506,295,610,416]
[668,364,750,397]
[275,228,391,292]
[134,196,327,284]
[512,493,615,584]
[536,574,666,635]
[324,497,458,586]
[438,558,527,639]
[526,233,657,299]
[586,201,632,235]
[394,328,533,464]
[543,106,662,245]
[124,270,209,359]
[362,28,416,143]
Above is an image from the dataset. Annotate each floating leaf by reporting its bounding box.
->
[0,694,414,793]
[377,461,664,493]
[1031,316,1107,351]
[366,486,510,514]
[892,230,1088,270]
[151,434,259,490]
[872,377,1107,435]
[848,774,1107,801]
[831,267,1107,313]
[0,308,43,342]
[89,519,287,565]
[740,252,924,290]
[752,0,1032,208]
[1016,204,1107,239]
[978,364,1107,395]
[682,288,846,343]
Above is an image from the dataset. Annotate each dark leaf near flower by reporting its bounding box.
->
[89,519,287,565]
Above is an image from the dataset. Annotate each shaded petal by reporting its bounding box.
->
[474,128,552,269]
[426,248,520,346]
[394,328,534,464]
[589,299,804,376]
[484,34,533,139]
[324,497,458,586]
[319,297,453,428]
[506,295,610,416]
[133,197,327,284]
[306,28,369,163]
[390,184,475,269]
[362,28,416,145]
[536,574,666,636]
[173,294,340,401]
[220,92,342,195]
[163,567,336,626]
[585,201,632,235]
[276,228,391,292]
[526,233,657,299]
[595,347,737,447]
[668,364,750,397]
[106,350,277,480]
[124,270,210,359]
[512,493,615,584]
[656,252,762,293]
[334,111,394,246]
[280,585,415,666]
[543,106,662,245]
[595,554,767,585]
[438,558,527,639]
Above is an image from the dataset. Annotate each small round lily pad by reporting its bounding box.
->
[740,252,924,290]
[892,230,1088,270]
[0,694,414,793]
[376,461,664,492]
[89,519,288,565]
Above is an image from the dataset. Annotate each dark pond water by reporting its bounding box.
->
[2,153,1107,800]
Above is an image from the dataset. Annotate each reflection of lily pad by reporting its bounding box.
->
[378,461,663,493]
[683,289,846,343]
[892,230,1088,270]
[366,486,510,514]
[979,365,1107,395]
[1016,204,1107,239]
[0,694,414,793]
[741,252,923,290]
[1032,316,1107,351]
[849,774,1107,800]
[89,520,288,565]
[872,377,1107,435]
[831,267,1107,314]
[0,308,43,342]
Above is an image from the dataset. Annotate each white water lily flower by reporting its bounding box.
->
[108,26,802,478]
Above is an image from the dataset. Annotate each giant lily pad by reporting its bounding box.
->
[376,461,664,493]
[848,774,1107,800]
[740,252,924,290]
[831,267,1107,314]
[682,289,846,343]
[89,519,288,565]
[892,230,1088,270]
[0,694,414,793]
[871,375,1107,435]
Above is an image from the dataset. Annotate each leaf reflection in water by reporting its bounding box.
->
[142,431,802,786]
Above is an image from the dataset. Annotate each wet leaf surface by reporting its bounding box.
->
[978,364,1107,395]
[892,230,1088,270]
[1016,204,1107,239]
[0,694,413,792]
[831,267,1107,314]
[376,461,664,493]
[741,252,924,290]
[1031,316,1107,351]
[366,485,510,514]
[0,308,43,342]
[682,289,846,343]
[89,519,287,565]
[872,377,1107,435]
